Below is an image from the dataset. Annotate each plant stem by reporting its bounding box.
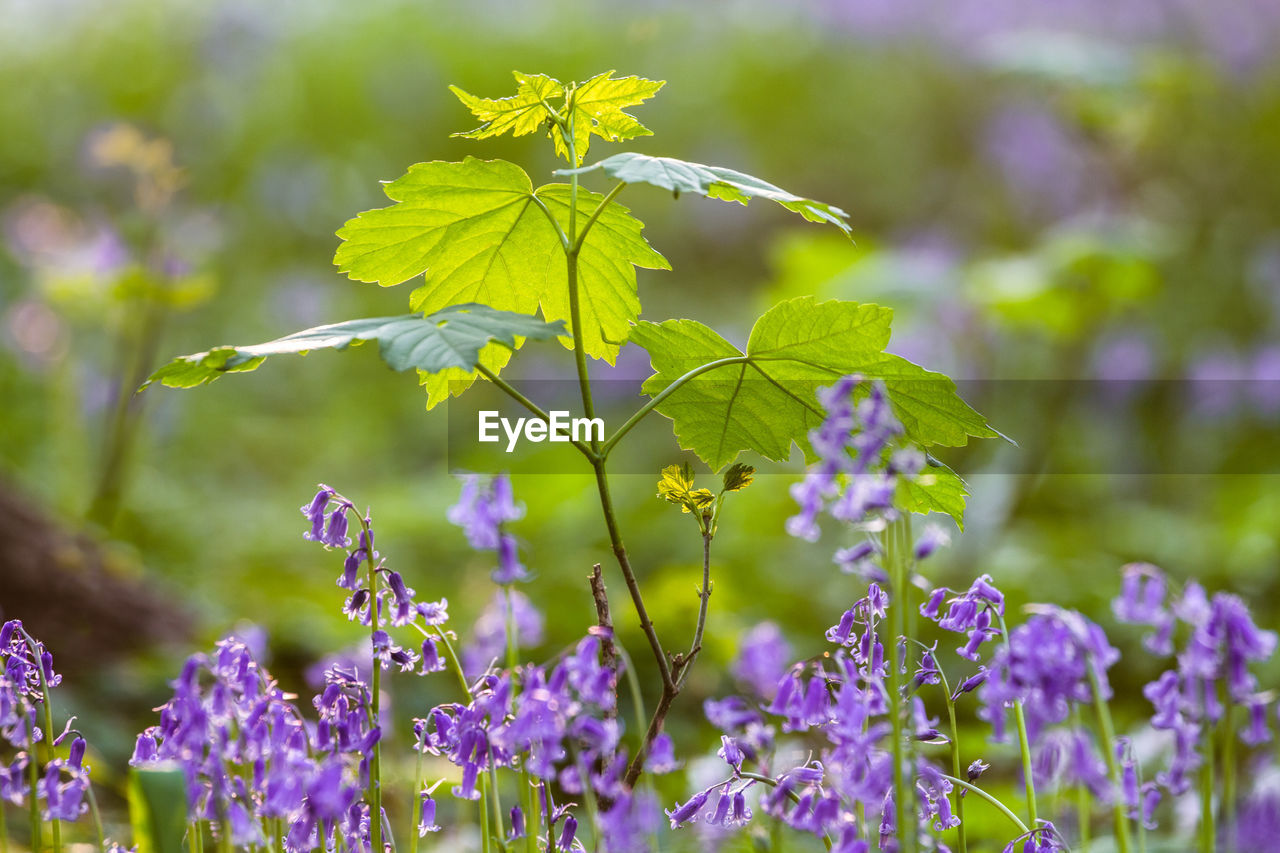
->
[557,105,678,790]
[995,611,1039,828]
[26,718,40,853]
[480,772,492,853]
[735,772,833,851]
[408,738,423,853]
[676,532,713,690]
[86,786,105,851]
[570,182,627,255]
[1,794,8,853]
[1085,665,1131,853]
[936,669,967,853]
[1221,691,1236,852]
[1071,706,1090,852]
[937,775,1031,836]
[361,518,383,853]
[20,629,59,853]
[1199,722,1215,853]
[886,516,910,853]
[599,356,752,458]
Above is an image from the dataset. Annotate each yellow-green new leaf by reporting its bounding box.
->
[555,71,665,165]
[450,72,564,140]
[657,463,715,514]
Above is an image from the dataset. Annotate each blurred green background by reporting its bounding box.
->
[3,0,1280,846]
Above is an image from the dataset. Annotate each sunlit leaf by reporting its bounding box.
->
[562,152,851,235]
[334,158,668,363]
[555,71,664,165]
[657,462,715,514]
[895,462,969,529]
[721,462,755,493]
[450,71,564,140]
[143,304,563,390]
[630,297,998,470]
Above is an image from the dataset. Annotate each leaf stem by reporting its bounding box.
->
[1199,737,1214,853]
[1085,664,1131,853]
[474,365,593,459]
[675,532,713,690]
[937,775,1030,836]
[935,668,967,853]
[995,611,1039,828]
[1071,705,1090,852]
[1221,687,1236,852]
[599,356,752,458]
[570,182,627,256]
[886,516,912,853]
[358,517,382,853]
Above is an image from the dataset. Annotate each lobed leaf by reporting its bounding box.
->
[555,71,664,165]
[656,462,715,514]
[630,297,999,471]
[333,158,668,364]
[561,152,851,236]
[895,462,970,529]
[450,71,564,141]
[143,305,563,390]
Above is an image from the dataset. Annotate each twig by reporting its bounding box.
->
[588,564,619,719]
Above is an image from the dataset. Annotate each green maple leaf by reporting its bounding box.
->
[629,296,999,471]
[450,71,564,141]
[554,71,664,165]
[332,157,669,372]
[448,70,664,166]
[895,462,969,529]
[562,152,851,235]
[656,462,715,514]
[142,304,563,390]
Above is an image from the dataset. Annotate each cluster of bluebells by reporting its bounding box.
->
[131,638,373,852]
[921,576,1164,832]
[417,631,667,851]
[787,375,949,579]
[447,474,529,584]
[1114,563,1278,801]
[664,581,1067,851]
[0,620,92,823]
[302,485,452,674]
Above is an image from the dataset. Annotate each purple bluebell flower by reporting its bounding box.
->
[644,733,679,774]
[731,622,791,701]
[462,590,544,679]
[449,475,529,584]
[787,377,914,542]
[599,791,661,853]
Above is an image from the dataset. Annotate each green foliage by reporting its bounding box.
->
[656,462,716,514]
[630,296,998,470]
[451,70,663,165]
[721,462,755,493]
[143,305,563,389]
[333,157,669,364]
[128,765,189,853]
[563,152,852,235]
[896,462,970,529]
